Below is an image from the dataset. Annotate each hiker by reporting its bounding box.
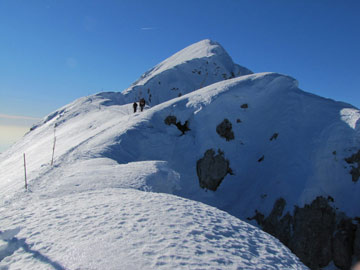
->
[133,102,138,113]
[139,98,146,112]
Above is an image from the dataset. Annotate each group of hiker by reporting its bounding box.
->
[133,98,146,113]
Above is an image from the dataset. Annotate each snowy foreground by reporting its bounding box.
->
[0,189,306,269]
[2,39,359,269]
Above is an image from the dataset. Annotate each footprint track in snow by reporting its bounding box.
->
[1,188,306,270]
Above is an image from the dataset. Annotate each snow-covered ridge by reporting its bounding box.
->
[27,39,252,131]
[0,188,307,270]
[1,39,359,269]
[2,71,358,216]
[121,39,253,105]
[128,39,250,86]
[29,39,253,134]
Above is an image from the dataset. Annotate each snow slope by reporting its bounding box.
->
[1,39,359,269]
[0,189,306,270]
[2,71,358,218]
[102,39,252,107]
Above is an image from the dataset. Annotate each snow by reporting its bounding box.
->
[341,107,360,129]
[122,39,252,106]
[129,39,237,85]
[2,39,359,269]
[0,189,306,270]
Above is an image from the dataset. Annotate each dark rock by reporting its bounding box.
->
[196,149,232,191]
[250,196,360,270]
[332,218,356,270]
[164,116,190,135]
[241,103,248,109]
[350,167,360,183]
[249,198,292,245]
[289,197,336,268]
[345,150,360,182]
[270,133,279,141]
[175,121,190,135]
[354,223,360,260]
[248,210,265,224]
[164,116,177,126]
[263,198,293,245]
[216,119,234,141]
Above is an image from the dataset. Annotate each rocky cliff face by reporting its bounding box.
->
[249,197,359,270]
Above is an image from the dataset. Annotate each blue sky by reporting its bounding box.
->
[0,0,359,151]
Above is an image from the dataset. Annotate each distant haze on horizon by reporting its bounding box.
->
[0,114,40,152]
[1,0,359,152]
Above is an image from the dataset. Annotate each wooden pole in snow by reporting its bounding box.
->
[51,129,56,166]
[23,153,27,190]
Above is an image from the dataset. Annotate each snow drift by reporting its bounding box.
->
[0,189,306,270]
[1,39,359,269]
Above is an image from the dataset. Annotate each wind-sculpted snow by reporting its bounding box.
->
[28,40,251,133]
[97,72,360,218]
[0,189,307,270]
[0,39,359,269]
[341,108,360,130]
[1,72,359,217]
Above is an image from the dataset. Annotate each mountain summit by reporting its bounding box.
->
[122,39,253,105]
[1,40,359,269]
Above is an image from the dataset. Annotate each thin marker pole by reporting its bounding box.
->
[23,153,27,190]
[51,129,56,166]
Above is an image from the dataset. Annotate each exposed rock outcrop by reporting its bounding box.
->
[196,149,232,191]
[249,198,292,245]
[345,150,360,182]
[332,218,356,270]
[164,115,177,125]
[216,119,234,141]
[249,196,358,270]
[290,197,336,269]
[355,223,360,260]
[164,115,190,135]
[270,133,279,141]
